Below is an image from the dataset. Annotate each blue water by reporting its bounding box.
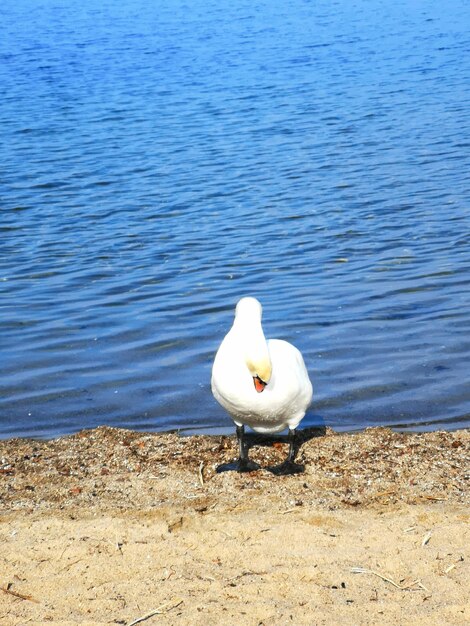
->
[1,0,469,439]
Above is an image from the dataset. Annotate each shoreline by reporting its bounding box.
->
[1,426,469,625]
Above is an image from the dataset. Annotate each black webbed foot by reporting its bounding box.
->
[216,458,261,473]
[268,460,305,475]
[216,424,261,473]
[267,428,304,475]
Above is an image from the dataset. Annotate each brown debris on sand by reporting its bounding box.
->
[0,426,468,511]
[0,426,468,626]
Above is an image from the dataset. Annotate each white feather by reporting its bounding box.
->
[211,297,313,434]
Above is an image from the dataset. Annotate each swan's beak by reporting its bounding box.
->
[253,375,267,393]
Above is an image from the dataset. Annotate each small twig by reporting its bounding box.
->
[444,556,464,574]
[351,567,403,589]
[59,558,83,572]
[167,517,183,533]
[400,579,422,591]
[127,599,183,626]
[198,461,204,487]
[227,570,267,581]
[281,508,297,515]
[351,567,425,592]
[421,531,432,547]
[58,544,70,560]
[375,489,397,498]
[1,585,39,603]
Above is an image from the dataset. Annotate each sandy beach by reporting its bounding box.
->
[0,426,469,625]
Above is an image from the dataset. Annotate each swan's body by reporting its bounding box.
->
[211,297,313,473]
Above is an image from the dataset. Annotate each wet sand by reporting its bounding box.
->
[0,426,469,625]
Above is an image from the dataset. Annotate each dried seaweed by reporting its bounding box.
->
[0,426,468,512]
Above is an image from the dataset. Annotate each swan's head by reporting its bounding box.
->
[235,296,263,319]
[234,297,272,392]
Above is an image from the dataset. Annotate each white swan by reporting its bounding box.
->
[211,296,313,474]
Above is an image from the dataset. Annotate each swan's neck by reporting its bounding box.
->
[232,316,272,383]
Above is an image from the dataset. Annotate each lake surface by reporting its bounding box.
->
[1,0,469,439]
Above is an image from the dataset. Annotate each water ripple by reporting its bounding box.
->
[1,0,470,438]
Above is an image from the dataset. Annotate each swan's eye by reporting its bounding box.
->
[253,376,267,393]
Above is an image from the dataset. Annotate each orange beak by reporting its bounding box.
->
[253,376,267,393]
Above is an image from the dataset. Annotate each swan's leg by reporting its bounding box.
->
[268,428,305,475]
[216,425,261,473]
[235,425,261,471]
[286,428,298,463]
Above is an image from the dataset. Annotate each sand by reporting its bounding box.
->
[0,426,469,625]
